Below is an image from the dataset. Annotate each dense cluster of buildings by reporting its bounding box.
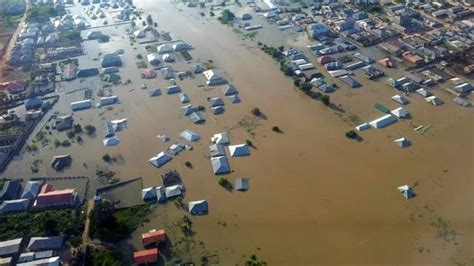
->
[0,180,78,213]
[0,236,64,266]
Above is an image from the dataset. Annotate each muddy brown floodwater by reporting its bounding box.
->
[3,1,473,265]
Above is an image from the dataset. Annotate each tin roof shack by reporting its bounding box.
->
[133,249,159,264]
[33,184,77,209]
[0,180,22,201]
[142,229,166,246]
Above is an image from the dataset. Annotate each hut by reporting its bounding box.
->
[188,200,208,215]
[229,144,250,157]
[234,177,249,191]
[211,156,230,174]
[397,185,415,199]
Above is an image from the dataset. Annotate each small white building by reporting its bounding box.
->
[369,114,397,128]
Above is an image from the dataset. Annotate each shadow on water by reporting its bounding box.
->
[329,103,345,113]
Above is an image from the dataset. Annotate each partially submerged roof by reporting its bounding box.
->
[209,144,226,157]
[167,85,181,94]
[0,199,30,213]
[211,132,230,145]
[188,200,208,215]
[21,181,42,199]
[51,155,72,171]
[179,93,189,103]
[189,112,205,124]
[425,95,444,106]
[142,187,157,201]
[234,177,249,191]
[167,143,184,156]
[397,185,415,199]
[211,106,225,115]
[211,156,231,174]
[229,94,241,104]
[148,152,172,168]
[222,84,238,96]
[228,144,250,157]
[391,94,409,105]
[209,97,225,107]
[148,88,161,97]
[179,130,200,142]
[103,136,120,147]
[0,180,21,201]
[390,107,409,118]
[181,105,195,116]
[394,137,411,148]
[165,184,183,198]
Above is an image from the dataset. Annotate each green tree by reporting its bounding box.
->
[321,95,331,105]
[299,82,312,92]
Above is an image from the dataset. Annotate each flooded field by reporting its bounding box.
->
[2,1,473,265]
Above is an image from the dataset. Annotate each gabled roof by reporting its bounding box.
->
[27,236,64,251]
[167,143,184,156]
[209,144,226,157]
[228,144,250,157]
[394,137,411,148]
[222,84,238,96]
[189,112,205,124]
[211,156,230,174]
[391,94,409,105]
[165,185,183,198]
[167,85,181,94]
[390,107,409,118]
[0,180,21,201]
[148,152,172,168]
[103,136,120,146]
[211,106,225,114]
[179,93,189,103]
[21,181,42,199]
[209,97,225,107]
[148,88,161,97]
[155,187,166,202]
[179,130,200,142]
[142,187,157,201]
[0,198,30,213]
[188,200,208,215]
[397,185,415,199]
[234,177,249,191]
[0,238,22,257]
[229,94,241,104]
[211,132,230,145]
[181,104,195,116]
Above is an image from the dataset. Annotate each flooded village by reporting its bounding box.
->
[0,0,473,265]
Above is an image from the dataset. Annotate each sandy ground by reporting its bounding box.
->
[2,1,473,265]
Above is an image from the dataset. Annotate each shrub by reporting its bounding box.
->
[75,135,82,143]
[73,124,82,133]
[251,107,261,116]
[84,125,96,135]
[245,139,253,147]
[321,95,331,105]
[184,161,192,168]
[102,154,112,163]
[66,130,75,139]
[61,140,71,147]
[299,82,312,92]
[345,130,358,139]
[293,79,301,87]
[272,126,281,132]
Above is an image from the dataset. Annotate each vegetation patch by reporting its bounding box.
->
[0,210,85,241]
[89,201,151,242]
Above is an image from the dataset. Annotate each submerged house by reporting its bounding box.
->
[148,152,172,168]
[211,156,230,174]
[394,137,411,148]
[51,155,72,171]
[101,52,122,68]
[397,185,415,199]
[222,84,238,96]
[211,132,230,145]
[203,70,227,85]
[0,180,22,201]
[369,114,397,128]
[228,144,250,157]
[188,200,208,215]
[179,130,200,142]
[234,177,249,191]
[21,181,42,199]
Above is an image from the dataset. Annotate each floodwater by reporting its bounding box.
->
[3,1,474,265]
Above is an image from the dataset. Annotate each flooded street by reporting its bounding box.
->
[3,1,473,265]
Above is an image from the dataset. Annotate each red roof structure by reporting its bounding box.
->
[34,184,77,208]
[317,55,333,65]
[133,249,159,264]
[142,229,166,246]
[378,58,393,68]
[0,80,27,94]
[402,51,423,65]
